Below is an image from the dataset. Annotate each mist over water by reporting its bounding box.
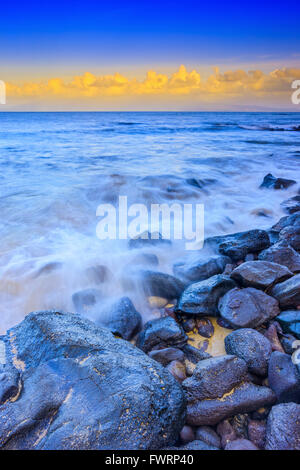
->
[0,111,299,333]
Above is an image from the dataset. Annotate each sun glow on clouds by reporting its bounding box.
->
[6,65,300,109]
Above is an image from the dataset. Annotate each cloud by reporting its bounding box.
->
[5,65,300,108]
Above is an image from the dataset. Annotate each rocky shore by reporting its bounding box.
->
[0,173,300,450]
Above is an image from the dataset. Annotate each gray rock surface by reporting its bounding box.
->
[97,296,142,340]
[0,311,186,450]
[258,240,300,273]
[230,261,292,290]
[137,316,188,353]
[268,351,300,403]
[271,274,300,308]
[265,403,300,450]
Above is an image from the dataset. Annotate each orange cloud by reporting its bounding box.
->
[5,65,300,108]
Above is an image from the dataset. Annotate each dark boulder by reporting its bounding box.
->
[219,287,280,329]
[271,274,300,308]
[260,173,296,190]
[137,316,188,353]
[148,347,185,366]
[206,230,270,261]
[268,351,300,403]
[183,355,276,426]
[195,426,221,449]
[281,195,300,215]
[265,403,300,450]
[72,288,102,313]
[173,255,231,283]
[247,420,266,449]
[0,311,186,450]
[258,240,300,273]
[166,360,187,383]
[277,310,300,339]
[97,296,142,341]
[225,329,272,376]
[179,425,195,444]
[176,275,236,316]
[272,212,300,232]
[124,269,184,300]
[279,225,300,251]
[230,260,292,290]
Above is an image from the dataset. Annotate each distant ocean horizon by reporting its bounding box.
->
[0,111,299,332]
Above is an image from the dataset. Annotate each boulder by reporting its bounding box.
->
[247,420,266,449]
[216,420,237,448]
[219,288,280,329]
[225,329,272,376]
[230,261,292,290]
[260,173,296,190]
[281,195,300,215]
[195,426,221,449]
[265,403,300,450]
[279,225,300,251]
[206,230,270,261]
[72,288,102,313]
[148,347,185,366]
[124,269,184,300]
[173,255,231,283]
[225,439,259,450]
[258,240,300,273]
[0,311,186,450]
[277,310,300,339]
[97,296,142,341]
[183,355,276,426]
[272,212,300,232]
[176,275,236,316]
[179,425,195,444]
[268,351,300,403]
[271,274,300,308]
[137,316,188,353]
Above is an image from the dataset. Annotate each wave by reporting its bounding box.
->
[239,124,300,131]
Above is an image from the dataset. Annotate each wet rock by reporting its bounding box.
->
[225,329,272,376]
[183,355,276,426]
[272,212,300,232]
[279,225,300,251]
[268,351,300,403]
[149,347,185,366]
[138,270,184,300]
[0,311,186,450]
[97,296,142,341]
[265,403,300,450]
[72,288,102,313]
[177,275,236,316]
[271,274,300,308]
[281,333,298,354]
[230,261,292,290]
[230,413,249,439]
[260,173,296,190]
[0,369,20,405]
[264,323,285,352]
[179,425,195,444]
[181,317,196,333]
[281,195,300,215]
[173,255,231,283]
[225,439,259,450]
[277,310,300,339]
[196,317,214,338]
[86,265,111,283]
[219,288,280,329]
[166,360,187,383]
[216,420,237,448]
[206,229,270,261]
[247,420,266,449]
[258,240,300,273]
[195,426,221,449]
[129,231,171,249]
[181,343,211,364]
[137,316,188,353]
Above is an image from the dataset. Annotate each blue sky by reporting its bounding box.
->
[1,0,300,69]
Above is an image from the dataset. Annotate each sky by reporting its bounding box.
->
[1,0,300,110]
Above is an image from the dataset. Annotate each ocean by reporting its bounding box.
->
[0,111,299,332]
